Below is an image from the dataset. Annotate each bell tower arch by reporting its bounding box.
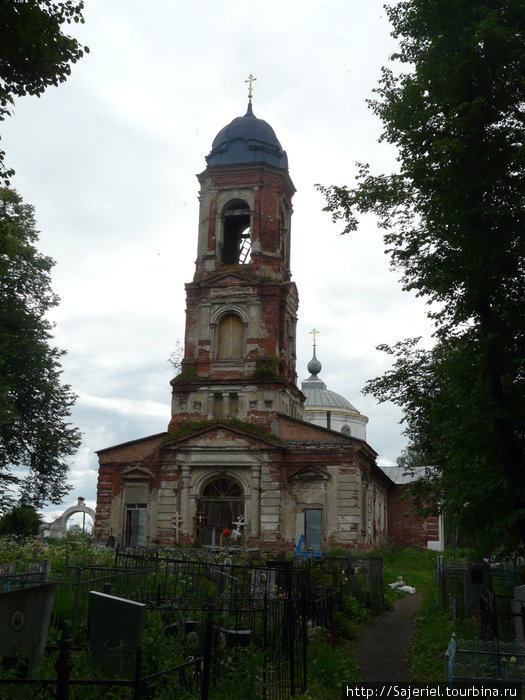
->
[169,96,304,432]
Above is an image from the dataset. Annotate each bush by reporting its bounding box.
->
[0,505,41,537]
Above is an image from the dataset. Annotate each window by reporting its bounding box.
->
[213,393,223,418]
[217,314,243,359]
[124,504,146,547]
[222,200,251,265]
[304,509,322,551]
[229,393,239,415]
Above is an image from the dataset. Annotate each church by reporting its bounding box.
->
[93,91,395,551]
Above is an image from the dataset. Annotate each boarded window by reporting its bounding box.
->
[218,314,243,359]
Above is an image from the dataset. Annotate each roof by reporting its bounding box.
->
[380,465,429,484]
[206,102,288,169]
[300,348,362,414]
[303,386,360,412]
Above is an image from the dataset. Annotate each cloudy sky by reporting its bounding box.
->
[3,0,436,526]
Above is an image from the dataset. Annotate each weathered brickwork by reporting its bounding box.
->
[94,109,434,553]
[387,484,440,548]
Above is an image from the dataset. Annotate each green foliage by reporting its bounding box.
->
[305,629,361,695]
[211,644,270,699]
[317,0,525,551]
[0,504,41,536]
[171,368,199,383]
[407,585,478,682]
[254,354,283,379]
[164,417,275,445]
[0,0,89,182]
[0,188,81,511]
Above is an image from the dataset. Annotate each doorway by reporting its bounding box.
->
[197,478,244,546]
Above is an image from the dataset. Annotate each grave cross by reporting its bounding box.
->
[172,510,183,544]
[193,510,206,533]
[232,514,245,540]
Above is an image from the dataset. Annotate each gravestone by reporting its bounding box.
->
[511,584,525,646]
[251,567,277,597]
[464,563,489,617]
[0,582,56,678]
[89,591,145,678]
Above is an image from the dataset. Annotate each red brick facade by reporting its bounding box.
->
[387,484,440,548]
[94,105,438,552]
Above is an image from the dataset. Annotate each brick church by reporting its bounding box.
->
[94,93,438,551]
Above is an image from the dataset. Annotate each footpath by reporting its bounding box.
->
[353,592,423,682]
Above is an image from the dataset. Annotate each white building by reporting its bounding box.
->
[301,346,369,441]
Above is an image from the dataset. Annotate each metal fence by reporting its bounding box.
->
[0,549,384,698]
[312,555,384,613]
[435,556,520,641]
[445,633,525,686]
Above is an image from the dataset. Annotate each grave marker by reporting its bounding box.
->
[0,582,56,678]
[89,591,146,677]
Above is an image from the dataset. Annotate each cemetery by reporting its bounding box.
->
[0,537,383,698]
[0,537,524,697]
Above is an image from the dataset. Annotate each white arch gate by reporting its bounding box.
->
[44,497,95,538]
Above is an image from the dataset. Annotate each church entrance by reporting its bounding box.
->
[197,478,244,546]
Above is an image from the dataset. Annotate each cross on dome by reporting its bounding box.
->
[309,328,320,347]
[245,73,257,101]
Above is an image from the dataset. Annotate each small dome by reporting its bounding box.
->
[206,103,288,170]
[301,345,368,440]
[307,353,322,376]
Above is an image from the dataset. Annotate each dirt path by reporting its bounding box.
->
[353,593,423,682]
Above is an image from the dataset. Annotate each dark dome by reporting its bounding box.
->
[206,103,288,169]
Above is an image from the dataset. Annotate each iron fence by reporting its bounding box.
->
[445,633,525,686]
[312,555,384,613]
[0,548,384,698]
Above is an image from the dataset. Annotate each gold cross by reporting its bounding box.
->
[310,328,320,347]
[245,73,257,100]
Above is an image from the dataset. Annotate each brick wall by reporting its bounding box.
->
[387,484,440,548]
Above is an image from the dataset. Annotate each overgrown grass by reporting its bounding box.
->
[407,585,478,681]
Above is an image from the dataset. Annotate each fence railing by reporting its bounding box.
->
[445,633,525,685]
[0,549,385,698]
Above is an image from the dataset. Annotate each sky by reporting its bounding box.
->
[3,0,436,526]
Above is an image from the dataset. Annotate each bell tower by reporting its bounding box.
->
[169,89,304,432]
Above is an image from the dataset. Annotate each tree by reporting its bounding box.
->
[318,0,525,551]
[0,187,81,512]
[0,0,88,182]
[0,504,41,536]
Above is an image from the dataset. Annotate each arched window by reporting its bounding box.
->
[217,313,243,359]
[221,199,251,265]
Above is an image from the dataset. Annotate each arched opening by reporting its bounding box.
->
[66,512,94,535]
[221,199,251,265]
[217,313,243,359]
[197,478,244,546]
